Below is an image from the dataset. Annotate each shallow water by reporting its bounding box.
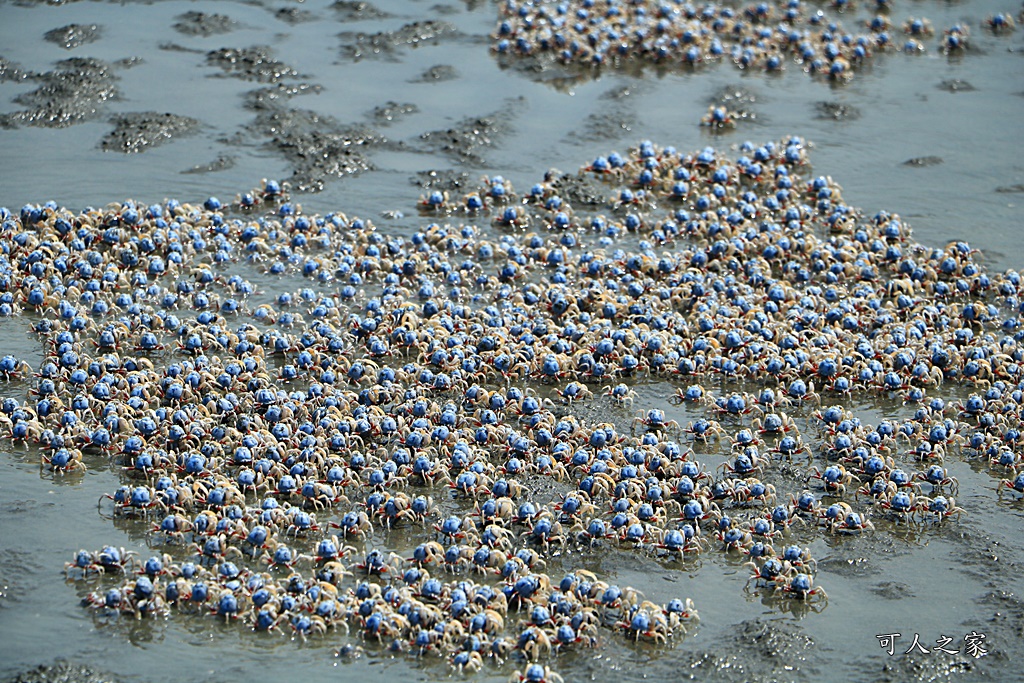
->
[1,0,1023,681]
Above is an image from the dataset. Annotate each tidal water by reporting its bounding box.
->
[0,0,1022,681]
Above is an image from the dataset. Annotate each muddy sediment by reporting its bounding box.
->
[173,11,234,37]
[370,101,419,125]
[100,112,201,153]
[677,619,817,683]
[7,57,120,128]
[5,663,122,683]
[412,64,458,82]
[339,20,460,60]
[331,0,392,22]
[903,156,944,167]
[251,108,384,191]
[412,169,472,192]
[547,170,611,208]
[815,101,862,121]
[182,155,237,174]
[206,46,301,83]
[937,79,976,92]
[274,7,316,25]
[0,56,32,82]
[242,82,323,111]
[43,24,101,50]
[416,99,521,166]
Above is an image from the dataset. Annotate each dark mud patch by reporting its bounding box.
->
[412,169,471,192]
[870,580,915,600]
[710,84,759,114]
[251,108,385,191]
[0,56,33,82]
[980,590,1024,641]
[493,53,604,93]
[5,662,121,683]
[548,170,611,208]
[815,100,861,121]
[677,618,817,683]
[157,42,200,55]
[7,57,120,128]
[242,82,323,111]
[817,555,884,578]
[412,64,458,82]
[951,531,1020,586]
[43,24,101,50]
[182,155,237,174]
[0,547,46,606]
[100,111,201,153]
[339,20,460,60]
[331,0,392,22]
[173,11,235,37]
[274,7,317,25]
[567,107,637,144]
[2,498,44,515]
[903,156,943,167]
[206,46,301,83]
[416,98,521,166]
[937,79,976,93]
[564,83,640,144]
[370,101,419,125]
[601,83,636,101]
[874,652,979,683]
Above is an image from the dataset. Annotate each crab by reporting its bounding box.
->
[790,490,823,518]
[744,557,793,591]
[632,408,679,434]
[780,544,817,573]
[746,480,778,507]
[510,664,564,683]
[989,448,1021,471]
[856,476,898,502]
[574,517,616,548]
[998,470,1024,499]
[407,540,446,567]
[353,549,403,576]
[728,429,762,450]
[450,650,484,674]
[748,516,782,540]
[918,495,965,523]
[769,434,811,462]
[557,381,593,404]
[719,448,764,479]
[521,516,567,551]
[618,602,674,643]
[752,411,796,435]
[654,525,708,558]
[682,417,724,442]
[330,510,374,541]
[473,497,517,527]
[913,464,959,495]
[701,105,738,130]
[717,524,753,552]
[553,493,596,522]
[674,384,709,404]
[818,501,854,532]
[712,393,755,417]
[773,572,828,603]
[833,509,875,534]
[880,490,928,522]
[807,464,855,496]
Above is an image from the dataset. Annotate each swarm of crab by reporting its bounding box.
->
[4,133,1023,680]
